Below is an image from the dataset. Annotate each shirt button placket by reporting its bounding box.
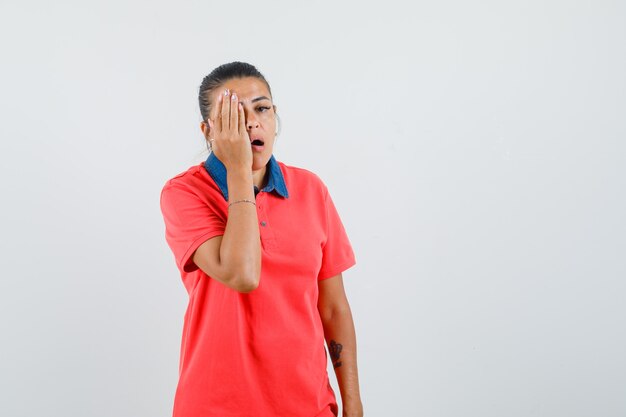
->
[257,194,276,250]
[257,195,267,233]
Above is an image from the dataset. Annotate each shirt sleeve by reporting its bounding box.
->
[317,185,356,280]
[160,181,225,273]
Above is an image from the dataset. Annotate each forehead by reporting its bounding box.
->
[214,77,271,103]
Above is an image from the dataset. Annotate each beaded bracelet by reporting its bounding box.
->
[228,199,256,208]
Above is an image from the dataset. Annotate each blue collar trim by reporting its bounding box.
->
[204,153,289,201]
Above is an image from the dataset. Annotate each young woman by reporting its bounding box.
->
[160,62,363,417]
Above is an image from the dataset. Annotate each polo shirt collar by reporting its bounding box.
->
[204,152,289,201]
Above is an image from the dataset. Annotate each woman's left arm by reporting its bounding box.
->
[318,273,363,417]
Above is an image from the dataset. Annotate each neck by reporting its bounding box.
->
[252,166,267,189]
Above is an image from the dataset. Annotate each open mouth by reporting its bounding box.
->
[250,138,265,152]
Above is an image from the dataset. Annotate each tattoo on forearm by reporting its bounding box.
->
[329,340,343,368]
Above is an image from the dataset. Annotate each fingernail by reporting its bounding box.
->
[232,93,237,100]
[224,89,229,96]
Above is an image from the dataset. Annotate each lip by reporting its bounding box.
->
[250,137,265,152]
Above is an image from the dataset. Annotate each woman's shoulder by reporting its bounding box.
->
[277,160,328,192]
[160,161,222,204]
[162,161,208,189]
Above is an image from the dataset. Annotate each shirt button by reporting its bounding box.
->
[260,221,267,227]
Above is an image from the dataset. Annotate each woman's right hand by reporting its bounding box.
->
[208,89,252,170]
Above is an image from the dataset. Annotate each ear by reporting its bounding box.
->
[200,121,210,137]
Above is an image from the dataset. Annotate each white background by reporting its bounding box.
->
[1,1,625,416]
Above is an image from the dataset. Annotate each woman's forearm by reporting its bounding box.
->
[219,167,261,292]
[321,307,364,417]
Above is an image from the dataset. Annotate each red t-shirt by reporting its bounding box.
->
[159,158,356,417]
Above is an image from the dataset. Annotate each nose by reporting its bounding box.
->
[246,113,260,130]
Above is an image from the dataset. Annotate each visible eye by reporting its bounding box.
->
[257,106,271,113]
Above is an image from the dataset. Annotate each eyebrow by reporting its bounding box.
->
[250,96,271,103]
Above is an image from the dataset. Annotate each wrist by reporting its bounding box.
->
[226,167,253,187]
[226,165,252,177]
[226,169,255,201]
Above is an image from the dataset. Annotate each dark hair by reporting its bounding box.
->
[198,61,273,123]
